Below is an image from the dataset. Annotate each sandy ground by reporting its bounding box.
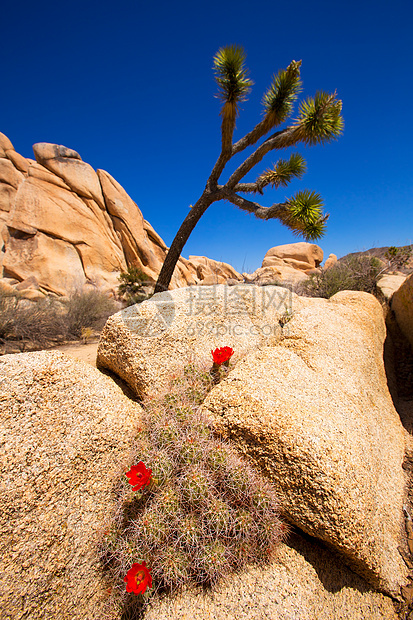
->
[50,340,99,367]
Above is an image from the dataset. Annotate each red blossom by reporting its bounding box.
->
[211,346,234,366]
[124,561,152,595]
[125,462,152,491]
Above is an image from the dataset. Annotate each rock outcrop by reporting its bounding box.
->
[323,252,338,270]
[392,272,413,350]
[97,285,409,596]
[0,350,143,620]
[243,242,324,287]
[262,242,324,271]
[97,284,296,397]
[0,348,400,619]
[143,533,398,620]
[0,132,245,296]
[377,273,407,300]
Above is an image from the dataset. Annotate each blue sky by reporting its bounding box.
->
[2,0,412,273]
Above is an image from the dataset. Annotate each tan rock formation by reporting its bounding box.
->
[33,143,106,209]
[3,229,87,296]
[243,242,326,286]
[5,176,126,293]
[5,149,30,173]
[263,242,324,270]
[186,255,243,285]
[202,291,407,595]
[392,272,413,350]
[0,132,14,152]
[0,348,399,619]
[97,168,171,282]
[28,161,73,190]
[97,284,295,397]
[323,253,338,270]
[0,132,243,296]
[0,158,24,189]
[377,274,407,300]
[98,285,408,596]
[144,533,398,620]
[0,350,143,620]
[243,264,308,286]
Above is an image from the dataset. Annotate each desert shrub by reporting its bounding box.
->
[385,245,412,270]
[99,362,286,617]
[0,290,20,341]
[63,288,119,338]
[118,266,153,306]
[302,255,383,299]
[0,290,66,346]
[12,296,67,344]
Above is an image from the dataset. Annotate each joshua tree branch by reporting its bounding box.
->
[227,127,299,189]
[233,182,263,194]
[224,191,288,220]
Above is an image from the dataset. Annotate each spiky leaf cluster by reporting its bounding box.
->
[280,189,328,240]
[154,46,344,294]
[99,362,285,616]
[294,91,344,145]
[257,153,306,190]
[213,45,253,107]
[262,60,302,127]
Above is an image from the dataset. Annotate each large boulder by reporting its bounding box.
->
[33,142,106,209]
[143,532,398,620]
[97,284,297,397]
[392,273,413,350]
[377,274,407,301]
[97,285,408,595]
[185,255,243,285]
[0,350,143,620]
[96,168,194,288]
[323,253,338,270]
[0,349,399,620]
[4,177,126,293]
[263,242,324,271]
[243,264,309,287]
[201,291,408,595]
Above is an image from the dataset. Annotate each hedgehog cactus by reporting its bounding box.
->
[99,360,286,615]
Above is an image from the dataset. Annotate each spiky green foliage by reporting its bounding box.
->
[280,189,327,240]
[262,60,302,127]
[294,91,344,145]
[213,45,254,151]
[257,152,306,190]
[154,46,344,295]
[213,45,253,108]
[99,361,285,618]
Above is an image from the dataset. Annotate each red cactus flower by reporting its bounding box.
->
[125,462,152,491]
[124,561,152,595]
[211,346,234,366]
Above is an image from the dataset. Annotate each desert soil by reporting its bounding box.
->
[50,340,99,366]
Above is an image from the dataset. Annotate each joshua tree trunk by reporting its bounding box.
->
[154,193,214,293]
[153,46,342,294]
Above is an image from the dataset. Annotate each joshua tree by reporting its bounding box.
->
[154,45,343,293]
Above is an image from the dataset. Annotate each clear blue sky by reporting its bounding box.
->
[2,0,412,273]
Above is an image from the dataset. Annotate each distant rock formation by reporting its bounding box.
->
[0,133,244,297]
[0,132,339,298]
[243,242,324,286]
